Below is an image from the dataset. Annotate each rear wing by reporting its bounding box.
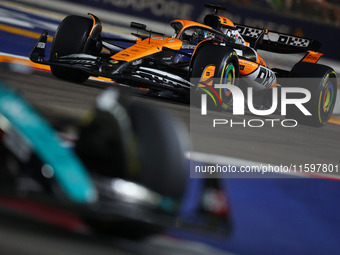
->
[236,24,321,53]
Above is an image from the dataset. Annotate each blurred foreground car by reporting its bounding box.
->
[0,81,231,237]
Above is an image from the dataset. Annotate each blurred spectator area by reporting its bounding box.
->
[227,0,340,26]
[286,0,340,25]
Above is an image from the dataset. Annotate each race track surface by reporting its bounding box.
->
[0,206,230,255]
[1,69,339,168]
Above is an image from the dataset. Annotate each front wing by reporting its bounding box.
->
[30,31,194,94]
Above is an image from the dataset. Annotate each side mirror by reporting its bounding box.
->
[130,22,146,31]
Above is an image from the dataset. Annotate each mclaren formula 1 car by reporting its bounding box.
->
[30,4,337,127]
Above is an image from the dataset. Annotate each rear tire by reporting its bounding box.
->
[50,15,93,83]
[286,62,337,127]
[190,43,239,110]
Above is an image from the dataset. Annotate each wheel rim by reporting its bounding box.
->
[198,65,221,107]
[322,84,334,112]
[197,62,237,110]
[219,62,236,110]
[318,74,336,123]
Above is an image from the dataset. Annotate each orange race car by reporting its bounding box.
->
[30,4,337,127]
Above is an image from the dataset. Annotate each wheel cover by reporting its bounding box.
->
[219,62,236,110]
[198,65,221,107]
[318,73,336,123]
[322,84,334,112]
[197,61,237,110]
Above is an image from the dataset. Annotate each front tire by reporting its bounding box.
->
[286,62,337,127]
[190,43,239,111]
[50,15,93,83]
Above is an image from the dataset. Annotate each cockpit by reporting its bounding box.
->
[171,20,221,45]
[170,19,247,46]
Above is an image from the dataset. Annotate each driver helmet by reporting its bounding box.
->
[191,29,214,44]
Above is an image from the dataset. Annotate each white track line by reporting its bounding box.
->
[0,52,29,59]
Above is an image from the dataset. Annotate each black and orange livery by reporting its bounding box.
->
[30,4,328,99]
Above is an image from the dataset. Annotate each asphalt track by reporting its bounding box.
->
[0,67,339,168]
[0,205,231,255]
